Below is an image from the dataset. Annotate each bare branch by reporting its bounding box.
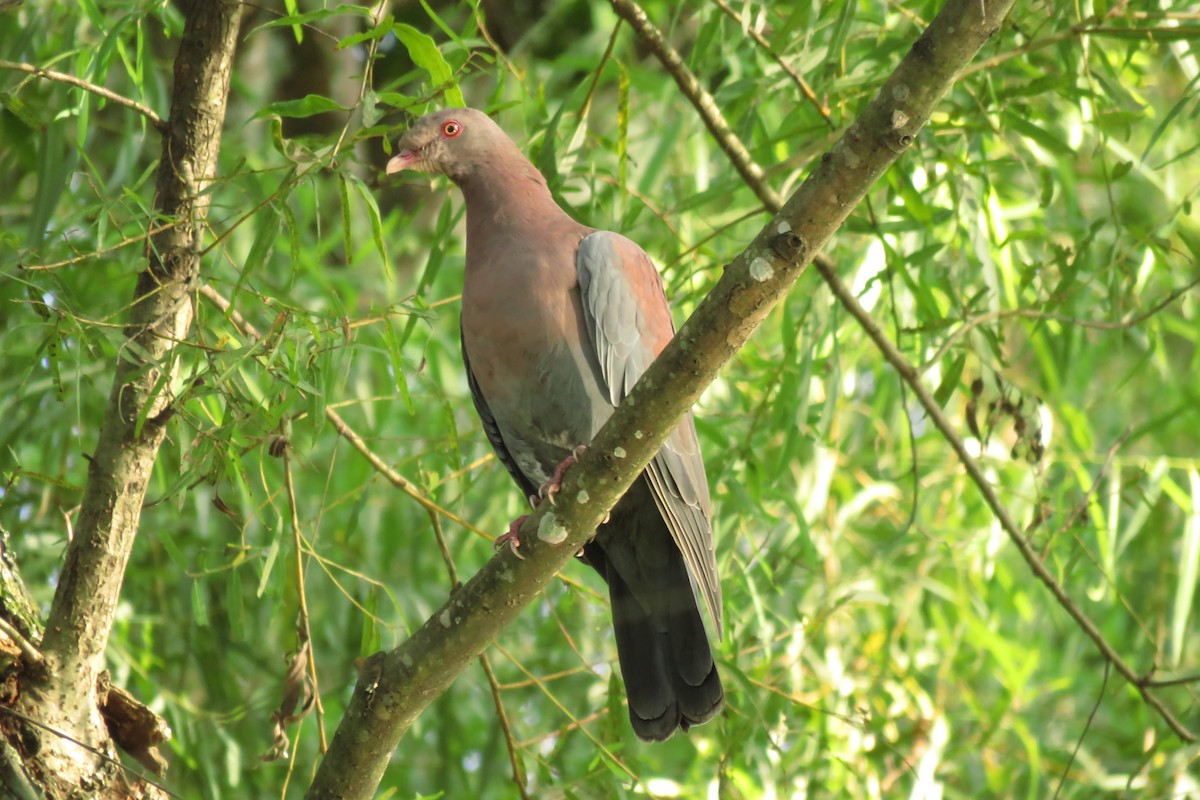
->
[609,0,782,212]
[21,223,180,272]
[282,447,328,753]
[710,0,833,127]
[0,59,166,130]
[0,617,43,672]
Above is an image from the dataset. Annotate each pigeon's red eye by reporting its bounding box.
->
[442,121,461,137]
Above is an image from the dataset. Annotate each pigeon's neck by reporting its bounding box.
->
[458,158,574,241]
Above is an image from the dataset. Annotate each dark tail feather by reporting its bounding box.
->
[608,564,723,742]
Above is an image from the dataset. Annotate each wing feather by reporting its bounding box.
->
[576,232,722,636]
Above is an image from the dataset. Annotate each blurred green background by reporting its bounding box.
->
[2,1,1199,797]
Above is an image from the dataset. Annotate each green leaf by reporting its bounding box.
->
[393,23,464,107]
[337,14,394,50]
[232,205,280,302]
[360,591,381,656]
[225,569,245,638]
[1171,470,1200,667]
[191,579,209,627]
[279,199,301,288]
[257,523,282,598]
[0,92,40,129]
[1005,113,1075,156]
[283,0,301,43]
[417,0,464,47]
[380,318,414,415]
[338,172,353,264]
[933,354,966,408]
[1108,160,1132,181]
[251,94,348,121]
[246,5,373,38]
[362,89,381,127]
[348,174,389,282]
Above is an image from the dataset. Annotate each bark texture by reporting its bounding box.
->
[6,2,242,796]
[305,1,1016,797]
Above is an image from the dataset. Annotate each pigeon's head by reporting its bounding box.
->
[386,107,517,183]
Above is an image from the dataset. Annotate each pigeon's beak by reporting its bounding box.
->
[385,150,421,174]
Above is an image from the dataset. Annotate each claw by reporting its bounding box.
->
[495,514,528,560]
[539,445,588,506]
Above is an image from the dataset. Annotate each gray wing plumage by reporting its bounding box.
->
[576,231,722,637]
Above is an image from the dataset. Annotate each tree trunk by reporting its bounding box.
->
[1,3,242,797]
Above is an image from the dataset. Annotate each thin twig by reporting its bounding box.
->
[20,222,180,272]
[515,709,607,749]
[197,283,494,542]
[493,642,643,786]
[0,617,43,671]
[919,275,1200,373]
[710,0,833,127]
[579,22,622,120]
[1054,661,1110,800]
[329,2,385,159]
[0,705,180,798]
[0,59,166,130]
[1039,427,1133,559]
[608,0,781,212]
[477,654,529,800]
[960,0,1134,78]
[810,255,1195,742]
[426,509,529,800]
[473,7,523,81]
[1139,672,1200,689]
[282,447,328,753]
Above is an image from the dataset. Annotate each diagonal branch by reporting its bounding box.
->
[197,283,493,543]
[305,2,1022,797]
[608,0,782,212]
[628,0,1195,742]
[0,59,166,130]
[809,256,1195,741]
[710,0,834,127]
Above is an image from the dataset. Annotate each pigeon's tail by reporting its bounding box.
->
[608,564,724,741]
[589,482,723,742]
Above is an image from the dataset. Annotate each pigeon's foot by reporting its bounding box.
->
[539,445,588,505]
[494,513,530,559]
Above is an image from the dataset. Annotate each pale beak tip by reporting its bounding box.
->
[385,150,417,175]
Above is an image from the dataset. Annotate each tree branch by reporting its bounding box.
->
[710,0,833,127]
[196,283,494,544]
[628,0,1195,744]
[608,0,782,212]
[808,256,1195,742]
[21,0,242,789]
[0,617,42,673]
[304,2,1019,797]
[0,59,166,130]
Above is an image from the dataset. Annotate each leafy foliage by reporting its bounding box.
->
[2,1,1199,797]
